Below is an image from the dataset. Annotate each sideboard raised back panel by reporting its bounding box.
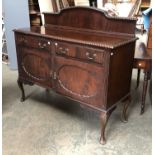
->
[44,7,136,35]
[14,7,137,144]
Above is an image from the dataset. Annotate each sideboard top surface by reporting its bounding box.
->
[14,26,137,49]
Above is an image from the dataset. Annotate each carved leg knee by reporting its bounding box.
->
[121,95,131,123]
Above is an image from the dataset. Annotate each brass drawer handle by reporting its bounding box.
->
[86,52,97,60]
[38,42,47,49]
[58,47,68,55]
[19,37,27,43]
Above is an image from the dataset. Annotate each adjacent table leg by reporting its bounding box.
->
[140,71,151,114]
[136,69,141,88]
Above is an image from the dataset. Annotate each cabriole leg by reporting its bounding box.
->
[100,107,116,145]
[17,79,25,102]
[121,95,131,123]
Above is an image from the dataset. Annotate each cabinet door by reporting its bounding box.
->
[54,56,107,109]
[16,34,53,88]
[18,46,53,87]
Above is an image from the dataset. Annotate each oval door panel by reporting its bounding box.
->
[22,54,50,81]
[58,65,98,98]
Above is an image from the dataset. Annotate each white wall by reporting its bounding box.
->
[3,0,30,70]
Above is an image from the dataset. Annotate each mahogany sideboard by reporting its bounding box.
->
[14,7,137,144]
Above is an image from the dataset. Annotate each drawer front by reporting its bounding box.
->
[133,59,151,70]
[55,42,105,64]
[133,59,146,69]
[15,33,51,51]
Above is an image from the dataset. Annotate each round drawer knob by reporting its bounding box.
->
[93,53,97,57]
[139,63,142,66]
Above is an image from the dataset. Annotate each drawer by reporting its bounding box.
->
[133,59,151,70]
[15,34,51,51]
[133,60,146,68]
[55,42,105,64]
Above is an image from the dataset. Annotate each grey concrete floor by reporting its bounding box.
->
[2,62,152,155]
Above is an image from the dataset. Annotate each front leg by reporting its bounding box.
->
[140,71,150,114]
[100,107,116,145]
[17,79,25,102]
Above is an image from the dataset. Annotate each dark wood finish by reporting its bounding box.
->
[136,68,141,88]
[14,7,137,144]
[121,95,131,123]
[100,106,116,145]
[17,79,25,102]
[54,55,106,108]
[15,33,53,88]
[44,7,136,35]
